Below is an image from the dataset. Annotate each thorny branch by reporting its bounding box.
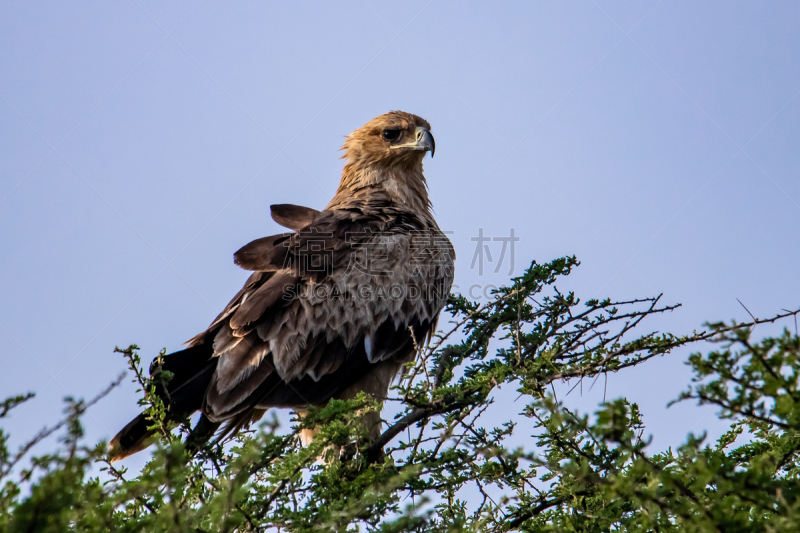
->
[0,373,124,480]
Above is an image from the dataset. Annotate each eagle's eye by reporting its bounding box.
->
[382,129,402,143]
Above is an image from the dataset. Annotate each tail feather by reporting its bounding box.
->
[108,342,217,462]
[108,413,158,461]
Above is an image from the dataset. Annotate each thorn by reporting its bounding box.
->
[736,298,758,329]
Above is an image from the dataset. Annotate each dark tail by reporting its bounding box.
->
[108,413,158,460]
[108,343,217,462]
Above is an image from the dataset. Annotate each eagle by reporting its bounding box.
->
[109,111,455,461]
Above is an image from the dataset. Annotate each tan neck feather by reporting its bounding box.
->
[327,160,433,217]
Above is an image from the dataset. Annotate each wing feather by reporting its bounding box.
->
[271,204,320,230]
[205,355,275,421]
[186,271,269,347]
[233,234,292,271]
[214,332,270,393]
[229,272,298,329]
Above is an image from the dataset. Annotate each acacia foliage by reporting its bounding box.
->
[2,256,799,531]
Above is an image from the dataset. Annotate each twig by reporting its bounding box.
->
[1,373,125,479]
[105,461,157,514]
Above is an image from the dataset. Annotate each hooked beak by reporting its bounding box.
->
[391,126,436,158]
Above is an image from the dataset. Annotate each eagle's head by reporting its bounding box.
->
[341,111,434,169]
[332,111,435,213]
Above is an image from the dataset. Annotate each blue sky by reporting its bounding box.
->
[1,1,799,475]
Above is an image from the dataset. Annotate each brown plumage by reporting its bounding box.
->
[109,111,454,461]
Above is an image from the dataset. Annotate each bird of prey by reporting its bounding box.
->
[109,111,455,461]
